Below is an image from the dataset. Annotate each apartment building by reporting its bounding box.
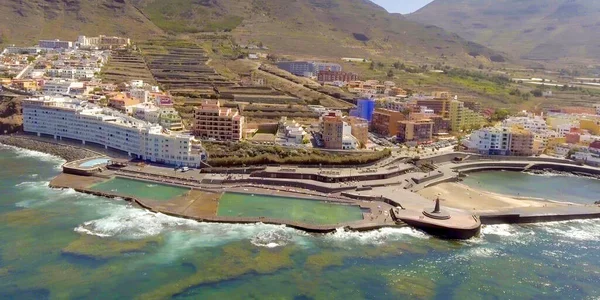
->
[108,93,140,111]
[397,120,434,144]
[371,109,406,137]
[510,127,535,156]
[414,98,449,117]
[38,39,73,49]
[317,71,359,83]
[466,127,511,155]
[321,115,358,150]
[322,115,345,149]
[193,100,244,141]
[77,35,130,49]
[42,80,84,95]
[449,100,484,132]
[502,115,548,134]
[276,61,342,77]
[22,97,206,167]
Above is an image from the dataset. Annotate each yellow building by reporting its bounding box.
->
[579,119,600,135]
[449,100,484,132]
[12,79,39,91]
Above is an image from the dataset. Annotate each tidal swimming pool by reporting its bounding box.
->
[90,177,190,202]
[217,192,364,225]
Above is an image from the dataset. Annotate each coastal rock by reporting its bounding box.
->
[0,135,97,162]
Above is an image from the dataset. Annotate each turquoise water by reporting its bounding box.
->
[90,177,189,202]
[217,192,364,225]
[1,144,600,299]
[79,158,110,168]
[463,171,600,204]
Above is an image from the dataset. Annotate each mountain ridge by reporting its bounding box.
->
[408,0,600,63]
[0,0,504,66]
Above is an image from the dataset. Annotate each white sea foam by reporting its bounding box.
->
[480,224,520,237]
[15,180,49,188]
[536,219,600,242]
[323,227,429,246]
[74,206,199,238]
[455,246,503,260]
[1,144,65,164]
[480,224,537,246]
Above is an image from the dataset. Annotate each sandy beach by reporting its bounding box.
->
[418,182,573,212]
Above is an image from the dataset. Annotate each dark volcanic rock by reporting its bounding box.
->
[0,135,97,162]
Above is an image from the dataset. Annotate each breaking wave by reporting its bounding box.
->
[323,227,429,246]
[0,144,65,167]
[535,219,600,242]
[74,205,199,238]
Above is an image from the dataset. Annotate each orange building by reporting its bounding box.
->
[510,127,535,156]
[371,109,406,137]
[108,93,140,110]
[193,100,244,141]
[322,115,345,149]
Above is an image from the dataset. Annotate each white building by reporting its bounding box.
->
[279,117,306,144]
[502,115,548,134]
[22,97,205,167]
[42,80,85,95]
[465,127,512,155]
[341,122,358,150]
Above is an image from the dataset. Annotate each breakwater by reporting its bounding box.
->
[0,135,98,162]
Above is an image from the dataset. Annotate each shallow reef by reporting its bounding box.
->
[62,235,163,259]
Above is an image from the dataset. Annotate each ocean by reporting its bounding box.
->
[1,144,600,299]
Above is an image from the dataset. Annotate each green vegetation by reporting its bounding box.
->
[205,142,391,167]
[138,242,295,299]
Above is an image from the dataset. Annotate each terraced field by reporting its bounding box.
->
[101,50,156,84]
[139,43,235,95]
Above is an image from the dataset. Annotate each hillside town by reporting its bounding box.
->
[2,35,600,169]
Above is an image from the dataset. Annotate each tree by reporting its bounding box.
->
[377,62,384,68]
[369,61,375,70]
[387,69,394,78]
[492,108,510,121]
[531,89,543,97]
[393,61,401,69]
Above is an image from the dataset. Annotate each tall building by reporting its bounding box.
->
[449,100,484,132]
[371,109,406,137]
[397,120,434,144]
[321,115,359,150]
[510,126,535,156]
[22,97,206,167]
[466,127,511,155]
[351,98,376,122]
[193,100,244,141]
[322,115,344,149]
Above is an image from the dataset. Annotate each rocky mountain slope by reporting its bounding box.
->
[0,0,504,65]
[408,0,600,62]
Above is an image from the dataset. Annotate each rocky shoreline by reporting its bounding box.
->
[0,135,98,162]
